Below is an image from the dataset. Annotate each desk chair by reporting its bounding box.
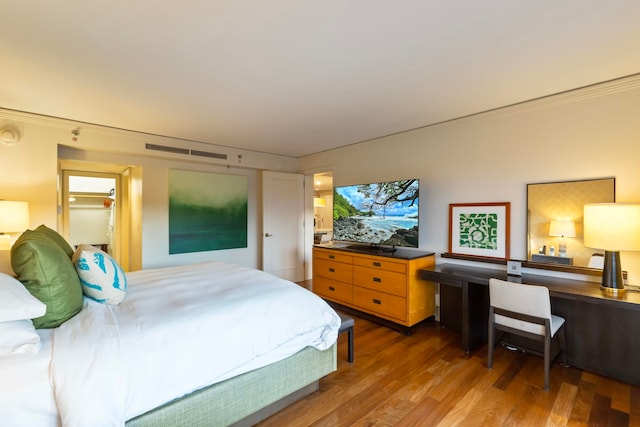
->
[487,278,567,390]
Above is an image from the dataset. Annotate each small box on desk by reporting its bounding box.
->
[531,254,573,265]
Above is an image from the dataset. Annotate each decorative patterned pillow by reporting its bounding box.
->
[72,245,127,305]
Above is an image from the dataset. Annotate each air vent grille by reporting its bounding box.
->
[190,150,228,160]
[145,143,190,155]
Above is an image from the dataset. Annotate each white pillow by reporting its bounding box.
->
[0,319,41,355]
[72,245,127,305]
[0,273,47,322]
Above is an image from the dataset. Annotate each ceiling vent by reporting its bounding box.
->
[145,143,190,155]
[190,149,228,160]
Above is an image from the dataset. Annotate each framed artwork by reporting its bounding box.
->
[169,170,248,254]
[448,202,510,260]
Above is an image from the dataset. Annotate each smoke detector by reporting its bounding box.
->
[0,127,21,145]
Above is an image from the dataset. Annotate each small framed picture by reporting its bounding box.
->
[448,202,511,260]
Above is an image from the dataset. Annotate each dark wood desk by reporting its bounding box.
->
[420,263,640,386]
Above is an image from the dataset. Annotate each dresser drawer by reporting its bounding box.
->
[352,256,406,274]
[313,276,353,304]
[314,248,353,264]
[353,287,406,321]
[353,266,407,297]
[313,258,353,283]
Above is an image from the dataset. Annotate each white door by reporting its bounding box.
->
[262,171,305,281]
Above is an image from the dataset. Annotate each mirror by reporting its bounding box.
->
[526,177,615,273]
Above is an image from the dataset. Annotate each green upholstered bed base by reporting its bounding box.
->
[126,343,337,427]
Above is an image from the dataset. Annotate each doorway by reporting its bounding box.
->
[59,160,143,272]
[62,171,119,255]
[312,172,333,244]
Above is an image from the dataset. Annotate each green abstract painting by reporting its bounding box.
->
[169,170,248,254]
[449,202,510,260]
[458,213,498,249]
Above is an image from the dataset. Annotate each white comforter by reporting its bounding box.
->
[50,261,340,427]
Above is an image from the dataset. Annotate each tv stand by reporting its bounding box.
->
[312,246,436,330]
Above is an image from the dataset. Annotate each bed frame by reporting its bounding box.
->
[126,343,337,426]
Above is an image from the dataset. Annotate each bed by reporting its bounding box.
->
[1,226,340,427]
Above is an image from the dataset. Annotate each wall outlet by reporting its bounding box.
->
[507,260,522,276]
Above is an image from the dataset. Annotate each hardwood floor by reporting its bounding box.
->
[257,313,640,426]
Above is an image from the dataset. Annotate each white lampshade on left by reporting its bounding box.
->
[0,201,30,232]
[0,201,30,250]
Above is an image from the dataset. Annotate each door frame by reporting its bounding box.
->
[59,160,142,272]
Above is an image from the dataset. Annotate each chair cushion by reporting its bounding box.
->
[338,312,354,332]
[495,313,565,336]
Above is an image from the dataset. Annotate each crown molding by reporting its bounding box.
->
[324,72,640,152]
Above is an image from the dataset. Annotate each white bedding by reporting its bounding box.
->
[3,261,340,427]
[0,329,59,426]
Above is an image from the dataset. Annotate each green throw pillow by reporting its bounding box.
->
[34,224,74,258]
[11,230,83,328]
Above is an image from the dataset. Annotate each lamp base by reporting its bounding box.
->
[601,250,625,295]
[600,285,625,296]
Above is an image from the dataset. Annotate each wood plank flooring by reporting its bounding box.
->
[256,312,640,426]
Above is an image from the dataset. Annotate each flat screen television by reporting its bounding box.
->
[333,178,419,250]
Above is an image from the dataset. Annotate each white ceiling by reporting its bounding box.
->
[2,1,639,158]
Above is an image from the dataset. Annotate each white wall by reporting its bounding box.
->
[68,205,111,247]
[299,75,640,284]
[60,146,266,269]
[0,111,299,272]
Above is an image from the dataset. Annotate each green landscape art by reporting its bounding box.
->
[169,170,248,254]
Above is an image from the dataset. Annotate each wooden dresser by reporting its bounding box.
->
[313,245,436,330]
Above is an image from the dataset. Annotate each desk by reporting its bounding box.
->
[420,264,640,386]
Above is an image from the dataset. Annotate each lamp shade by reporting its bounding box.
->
[549,220,576,238]
[584,203,640,251]
[0,201,29,233]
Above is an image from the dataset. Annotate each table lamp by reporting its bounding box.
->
[583,203,640,295]
[549,219,576,257]
[0,200,30,250]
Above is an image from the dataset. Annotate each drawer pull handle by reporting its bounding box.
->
[373,298,382,305]
[328,268,335,273]
[373,277,382,283]
[329,255,335,259]
[329,286,335,291]
[373,261,381,267]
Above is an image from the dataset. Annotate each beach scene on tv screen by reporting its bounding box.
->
[333,179,419,247]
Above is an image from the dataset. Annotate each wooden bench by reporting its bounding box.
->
[338,312,354,363]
